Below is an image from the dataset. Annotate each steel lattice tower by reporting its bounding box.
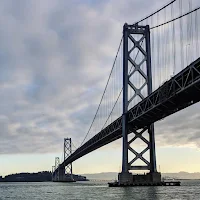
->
[64,138,72,175]
[121,23,157,176]
[52,166,55,173]
[55,157,60,169]
[52,166,55,180]
[54,157,60,181]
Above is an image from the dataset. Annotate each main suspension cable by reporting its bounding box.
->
[151,6,200,29]
[80,37,123,146]
[135,0,176,24]
[102,41,144,130]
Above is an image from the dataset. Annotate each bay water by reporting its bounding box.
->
[0,180,200,200]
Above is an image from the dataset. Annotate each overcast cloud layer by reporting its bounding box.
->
[0,0,200,154]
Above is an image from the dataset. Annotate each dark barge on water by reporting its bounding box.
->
[108,180,181,187]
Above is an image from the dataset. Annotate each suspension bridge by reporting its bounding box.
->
[52,0,200,185]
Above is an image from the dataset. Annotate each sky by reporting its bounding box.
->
[0,0,200,177]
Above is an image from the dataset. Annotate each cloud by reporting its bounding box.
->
[0,0,200,155]
[0,0,122,154]
[155,103,200,148]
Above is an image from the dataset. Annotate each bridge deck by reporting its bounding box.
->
[55,58,200,172]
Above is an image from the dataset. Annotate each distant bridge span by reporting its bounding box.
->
[55,58,200,172]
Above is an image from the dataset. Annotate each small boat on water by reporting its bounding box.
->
[162,177,181,186]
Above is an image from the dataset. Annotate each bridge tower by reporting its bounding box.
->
[64,138,73,181]
[54,157,60,181]
[52,166,55,181]
[119,23,161,184]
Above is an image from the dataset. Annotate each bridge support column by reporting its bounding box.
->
[52,166,55,181]
[119,23,160,184]
[58,167,66,182]
[120,23,133,184]
[52,157,62,182]
[146,25,157,173]
[52,139,75,182]
[52,168,66,182]
[122,22,129,174]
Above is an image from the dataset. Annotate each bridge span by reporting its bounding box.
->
[55,57,200,174]
[52,0,200,185]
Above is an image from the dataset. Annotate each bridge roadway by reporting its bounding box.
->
[55,58,200,173]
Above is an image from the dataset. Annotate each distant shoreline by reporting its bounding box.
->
[82,172,200,180]
[2,171,200,182]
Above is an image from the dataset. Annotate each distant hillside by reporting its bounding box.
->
[162,172,200,179]
[82,172,200,180]
[82,172,118,180]
[1,171,52,182]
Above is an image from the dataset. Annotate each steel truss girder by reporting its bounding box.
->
[128,58,200,125]
[55,56,200,174]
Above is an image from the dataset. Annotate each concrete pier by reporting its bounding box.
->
[118,172,133,185]
[109,172,180,187]
[52,172,88,182]
[108,181,180,187]
[118,172,161,185]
